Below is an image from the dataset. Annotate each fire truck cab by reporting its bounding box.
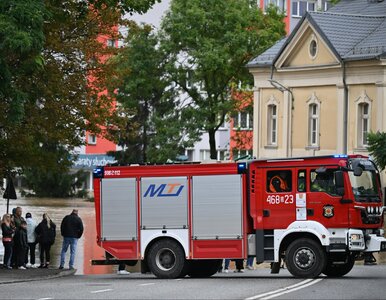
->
[92,155,386,278]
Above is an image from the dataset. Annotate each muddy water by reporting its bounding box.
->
[1,196,385,275]
[1,196,113,275]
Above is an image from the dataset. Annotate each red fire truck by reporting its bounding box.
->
[92,155,386,278]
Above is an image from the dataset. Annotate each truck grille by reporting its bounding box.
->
[361,211,381,224]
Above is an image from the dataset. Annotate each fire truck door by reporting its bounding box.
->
[263,169,296,229]
[306,168,349,227]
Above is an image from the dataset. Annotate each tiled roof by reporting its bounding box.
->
[309,12,386,60]
[246,38,287,67]
[328,0,386,15]
[248,2,386,68]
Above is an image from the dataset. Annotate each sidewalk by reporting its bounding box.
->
[0,265,76,284]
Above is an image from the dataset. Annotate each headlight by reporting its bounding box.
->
[350,234,362,241]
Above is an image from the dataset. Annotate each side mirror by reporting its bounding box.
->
[353,166,363,176]
[334,171,345,196]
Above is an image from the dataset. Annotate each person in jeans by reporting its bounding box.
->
[59,209,84,270]
[1,214,15,269]
[246,257,255,270]
[25,212,38,268]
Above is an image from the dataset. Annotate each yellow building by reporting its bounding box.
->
[247,5,386,170]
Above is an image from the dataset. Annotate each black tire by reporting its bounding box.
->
[188,259,222,278]
[286,238,326,278]
[147,239,188,279]
[322,254,355,277]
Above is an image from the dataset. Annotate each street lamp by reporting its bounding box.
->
[268,79,291,93]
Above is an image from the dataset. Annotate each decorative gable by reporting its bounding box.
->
[275,20,340,70]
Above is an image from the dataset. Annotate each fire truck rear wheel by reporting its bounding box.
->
[147,239,187,279]
[286,238,326,278]
[322,254,355,277]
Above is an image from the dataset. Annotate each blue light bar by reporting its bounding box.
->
[334,154,348,158]
[237,162,247,174]
[93,167,104,178]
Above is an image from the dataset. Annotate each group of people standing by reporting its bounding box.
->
[1,207,83,270]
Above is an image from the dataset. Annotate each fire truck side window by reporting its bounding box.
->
[267,170,292,193]
[310,169,337,195]
[297,170,306,192]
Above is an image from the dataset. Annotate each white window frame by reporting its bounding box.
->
[267,104,278,146]
[292,1,316,17]
[324,0,332,11]
[306,92,321,148]
[233,149,252,160]
[106,39,116,47]
[355,91,372,149]
[200,149,228,161]
[308,104,319,146]
[233,111,253,130]
[264,0,287,13]
[185,149,195,161]
[358,103,369,147]
[88,134,97,145]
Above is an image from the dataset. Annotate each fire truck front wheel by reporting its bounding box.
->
[147,239,188,279]
[286,238,326,278]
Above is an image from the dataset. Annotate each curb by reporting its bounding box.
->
[0,269,76,285]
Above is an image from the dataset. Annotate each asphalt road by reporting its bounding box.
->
[1,265,385,300]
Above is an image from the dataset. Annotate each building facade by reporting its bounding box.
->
[247,0,386,180]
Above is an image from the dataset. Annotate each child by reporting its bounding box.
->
[13,220,28,269]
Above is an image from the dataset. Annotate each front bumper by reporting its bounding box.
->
[365,234,386,252]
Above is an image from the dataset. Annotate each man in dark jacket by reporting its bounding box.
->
[14,221,28,269]
[59,209,84,270]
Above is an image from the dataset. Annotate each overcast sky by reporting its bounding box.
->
[125,0,171,30]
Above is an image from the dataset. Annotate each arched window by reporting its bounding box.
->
[306,92,321,148]
[358,103,369,147]
[355,91,372,148]
[267,104,277,145]
[308,103,319,146]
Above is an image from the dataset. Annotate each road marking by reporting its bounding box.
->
[37,298,53,300]
[139,283,156,286]
[245,278,323,300]
[90,289,113,294]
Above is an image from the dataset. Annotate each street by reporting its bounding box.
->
[1,265,385,300]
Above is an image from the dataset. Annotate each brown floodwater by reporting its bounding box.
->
[1,196,113,275]
[1,196,385,275]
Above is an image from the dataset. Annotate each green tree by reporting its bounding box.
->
[367,132,386,171]
[0,0,46,176]
[160,0,285,159]
[107,23,200,164]
[22,143,87,198]
[0,0,159,179]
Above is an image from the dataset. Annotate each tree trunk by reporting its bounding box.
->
[208,128,217,160]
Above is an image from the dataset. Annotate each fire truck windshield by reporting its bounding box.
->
[348,170,380,202]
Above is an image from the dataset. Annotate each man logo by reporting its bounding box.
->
[144,183,184,197]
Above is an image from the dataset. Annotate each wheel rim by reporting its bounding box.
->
[155,248,176,271]
[294,247,316,270]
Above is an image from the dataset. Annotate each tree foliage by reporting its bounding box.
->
[159,0,285,159]
[367,132,386,171]
[0,0,158,179]
[107,23,200,164]
[22,143,87,198]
